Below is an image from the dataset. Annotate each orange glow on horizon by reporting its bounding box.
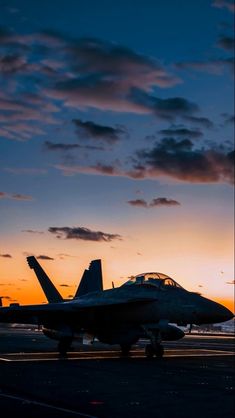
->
[215,298,234,314]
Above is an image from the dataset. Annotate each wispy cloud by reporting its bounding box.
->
[36,255,54,260]
[4,168,47,175]
[176,58,234,75]
[0,254,12,258]
[0,192,33,200]
[44,141,104,151]
[212,0,235,13]
[22,229,44,234]
[48,226,122,242]
[159,127,203,138]
[127,197,181,208]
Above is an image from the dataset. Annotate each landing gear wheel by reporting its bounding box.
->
[155,344,164,358]
[120,344,131,357]
[58,338,72,356]
[145,344,155,358]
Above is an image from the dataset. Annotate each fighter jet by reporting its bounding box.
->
[0,261,233,357]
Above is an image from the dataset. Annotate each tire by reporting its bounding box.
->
[145,344,155,358]
[120,344,131,357]
[155,344,164,358]
[58,338,72,356]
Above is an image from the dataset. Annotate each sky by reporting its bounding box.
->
[0,0,234,312]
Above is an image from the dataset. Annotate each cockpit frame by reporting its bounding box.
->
[122,272,184,290]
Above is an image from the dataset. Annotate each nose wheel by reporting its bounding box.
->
[58,337,72,356]
[144,328,164,358]
[145,343,164,358]
[120,344,132,357]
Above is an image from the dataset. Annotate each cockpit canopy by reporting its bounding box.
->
[122,272,184,290]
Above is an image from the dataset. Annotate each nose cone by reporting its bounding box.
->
[197,297,234,324]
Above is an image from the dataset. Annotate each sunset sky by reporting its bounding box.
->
[0,0,234,312]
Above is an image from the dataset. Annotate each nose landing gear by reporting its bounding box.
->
[120,344,132,357]
[58,337,73,356]
[145,343,164,358]
[144,329,164,358]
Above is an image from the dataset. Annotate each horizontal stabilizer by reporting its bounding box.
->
[75,259,103,298]
[27,256,63,303]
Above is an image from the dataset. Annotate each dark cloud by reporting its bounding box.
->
[54,142,234,184]
[36,255,54,260]
[159,127,203,138]
[48,226,122,242]
[0,254,12,258]
[44,141,103,151]
[59,284,71,287]
[132,138,234,184]
[130,89,198,120]
[72,119,127,143]
[45,37,181,114]
[127,197,181,208]
[184,116,214,129]
[127,199,148,208]
[217,36,235,52]
[0,29,197,136]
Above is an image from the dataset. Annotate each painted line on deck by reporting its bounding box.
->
[0,350,234,362]
[0,393,98,418]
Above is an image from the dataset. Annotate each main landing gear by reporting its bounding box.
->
[145,330,164,358]
[58,337,73,356]
[120,344,132,357]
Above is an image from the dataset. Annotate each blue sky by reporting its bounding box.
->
[0,0,234,307]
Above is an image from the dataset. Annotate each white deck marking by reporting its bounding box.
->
[0,349,234,362]
[0,393,98,418]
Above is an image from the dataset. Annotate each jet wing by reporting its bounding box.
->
[0,295,157,324]
[0,303,73,325]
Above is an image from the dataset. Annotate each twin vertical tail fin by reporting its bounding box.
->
[74,259,103,298]
[26,256,103,302]
[26,256,63,303]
